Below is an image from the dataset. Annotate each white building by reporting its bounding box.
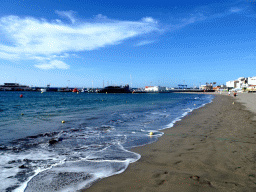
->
[226,80,238,88]
[226,81,233,88]
[248,77,256,86]
[145,86,166,92]
[226,77,248,88]
[237,77,248,88]
[200,84,213,90]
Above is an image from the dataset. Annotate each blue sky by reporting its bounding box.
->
[0,0,255,88]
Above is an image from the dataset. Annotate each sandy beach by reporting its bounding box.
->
[82,93,256,192]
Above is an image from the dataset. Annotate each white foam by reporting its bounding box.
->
[14,158,67,192]
[0,147,67,192]
[85,144,140,163]
[23,155,136,192]
[0,154,27,191]
[183,108,193,112]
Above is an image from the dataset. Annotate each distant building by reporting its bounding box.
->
[237,77,248,88]
[248,85,256,90]
[226,80,238,88]
[248,76,256,86]
[144,86,166,92]
[213,86,221,91]
[200,84,213,90]
[226,77,248,89]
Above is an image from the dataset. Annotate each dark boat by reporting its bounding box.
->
[98,84,131,93]
[57,87,71,92]
[0,83,30,91]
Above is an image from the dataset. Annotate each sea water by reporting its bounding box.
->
[0,91,214,191]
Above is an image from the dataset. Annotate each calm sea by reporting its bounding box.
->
[0,91,214,191]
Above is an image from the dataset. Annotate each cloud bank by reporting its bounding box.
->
[0,14,158,69]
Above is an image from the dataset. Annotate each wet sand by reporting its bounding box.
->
[82,94,256,192]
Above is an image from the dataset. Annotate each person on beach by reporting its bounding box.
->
[234,92,237,97]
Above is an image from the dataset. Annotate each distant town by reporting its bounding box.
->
[1,76,256,93]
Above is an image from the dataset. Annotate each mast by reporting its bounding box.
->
[130,74,132,88]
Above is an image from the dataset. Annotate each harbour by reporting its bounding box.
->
[0,83,216,93]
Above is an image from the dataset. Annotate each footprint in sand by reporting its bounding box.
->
[190,175,200,181]
[158,180,166,185]
[190,175,212,187]
[174,160,182,164]
[153,171,169,178]
[153,171,169,185]
[224,181,239,186]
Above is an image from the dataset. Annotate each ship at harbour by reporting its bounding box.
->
[98,84,131,93]
[0,83,30,91]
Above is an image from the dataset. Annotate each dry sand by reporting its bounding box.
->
[234,92,256,121]
[82,94,256,192]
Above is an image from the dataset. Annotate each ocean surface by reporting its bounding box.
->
[0,91,214,192]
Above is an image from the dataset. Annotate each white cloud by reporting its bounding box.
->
[0,52,19,60]
[136,40,155,46]
[35,60,70,69]
[0,14,158,69]
[55,19,62,24]
[230,7,243,13]
[29,56,48,61]
[170,5,248,32]
[95,14,108,19]
[52,53,69,58]
[142,17,158,24]
[55,10,76,24]
[0,16,158,53]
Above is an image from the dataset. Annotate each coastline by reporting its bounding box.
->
[83,94,256,192]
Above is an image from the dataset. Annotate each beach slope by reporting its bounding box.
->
[83,95,256,192]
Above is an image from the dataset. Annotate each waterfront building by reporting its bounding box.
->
[226,77,248,89]
[248,77,256,86]
[226,80,238,88]
[224,76,256,92]
[200,84,213,90]
[144,86,166,92]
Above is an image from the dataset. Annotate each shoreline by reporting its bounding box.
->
[83,94,256,192]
